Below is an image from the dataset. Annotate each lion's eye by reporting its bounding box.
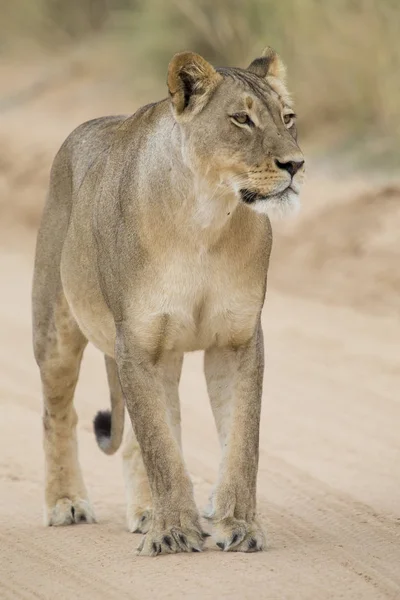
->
[231,113,254,127]
[283,112,296,128]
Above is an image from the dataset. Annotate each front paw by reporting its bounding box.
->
[213,517,266,553]
[136,511,205,556]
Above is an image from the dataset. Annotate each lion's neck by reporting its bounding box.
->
[190,178,238,234]
[164,126,240,245]
[134,109,241,250]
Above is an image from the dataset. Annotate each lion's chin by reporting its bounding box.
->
[246,187,300,218]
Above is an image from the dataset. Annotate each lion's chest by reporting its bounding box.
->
[132,253,263,353]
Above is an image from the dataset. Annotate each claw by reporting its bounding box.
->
[178,533,188,548]
[151,542,162,556]
[163,535,173,549]
[136,537,145,555]
[248,538,257,550]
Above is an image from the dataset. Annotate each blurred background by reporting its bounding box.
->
[1,0,399,311]
[1,5,400,595]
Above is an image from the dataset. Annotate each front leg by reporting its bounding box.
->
[116,326,204,556]
[204,323,266,552]
[122,351,183,534]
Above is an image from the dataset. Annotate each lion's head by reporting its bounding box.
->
[167,48,305,216]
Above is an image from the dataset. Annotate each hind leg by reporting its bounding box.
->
[123,428,153,534]
[33,161,96,525]
[120,352,183,534]
[34,292,94,525]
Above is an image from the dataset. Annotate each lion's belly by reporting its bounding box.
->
[65,288,116,356]
[60,230,116,357]
[61,239,263,356]
[65,283,259,357]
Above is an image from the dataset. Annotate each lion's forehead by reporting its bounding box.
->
[216,67,292,110]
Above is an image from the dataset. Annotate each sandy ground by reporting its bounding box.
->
[1,240,399,599]
[1,58,400,599]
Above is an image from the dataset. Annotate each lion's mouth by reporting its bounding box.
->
[240,186,296,204]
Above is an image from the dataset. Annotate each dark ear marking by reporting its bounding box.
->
[247,56,273,78]
[247,47,286,81]
[180,70,195,111]
[167,51,222,118]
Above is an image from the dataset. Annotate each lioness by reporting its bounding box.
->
[32,48,304,556]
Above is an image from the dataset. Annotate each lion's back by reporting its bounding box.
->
[52,115,129,194]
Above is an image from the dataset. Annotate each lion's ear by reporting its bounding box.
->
[167,52,222,119]
[247,47,286,81]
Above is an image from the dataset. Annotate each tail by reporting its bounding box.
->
[93,406,125,455]
[93,357,125,455]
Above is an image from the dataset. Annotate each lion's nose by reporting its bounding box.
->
[275,159,304,177]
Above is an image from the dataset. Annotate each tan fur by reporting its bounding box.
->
[32,48,305,555]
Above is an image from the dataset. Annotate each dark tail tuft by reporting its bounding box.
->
[93,410,112,451]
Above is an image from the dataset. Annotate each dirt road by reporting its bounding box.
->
[0,58,399,598]
[1,242,399,600]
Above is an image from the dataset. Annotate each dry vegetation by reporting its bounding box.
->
[1,0,400,149]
